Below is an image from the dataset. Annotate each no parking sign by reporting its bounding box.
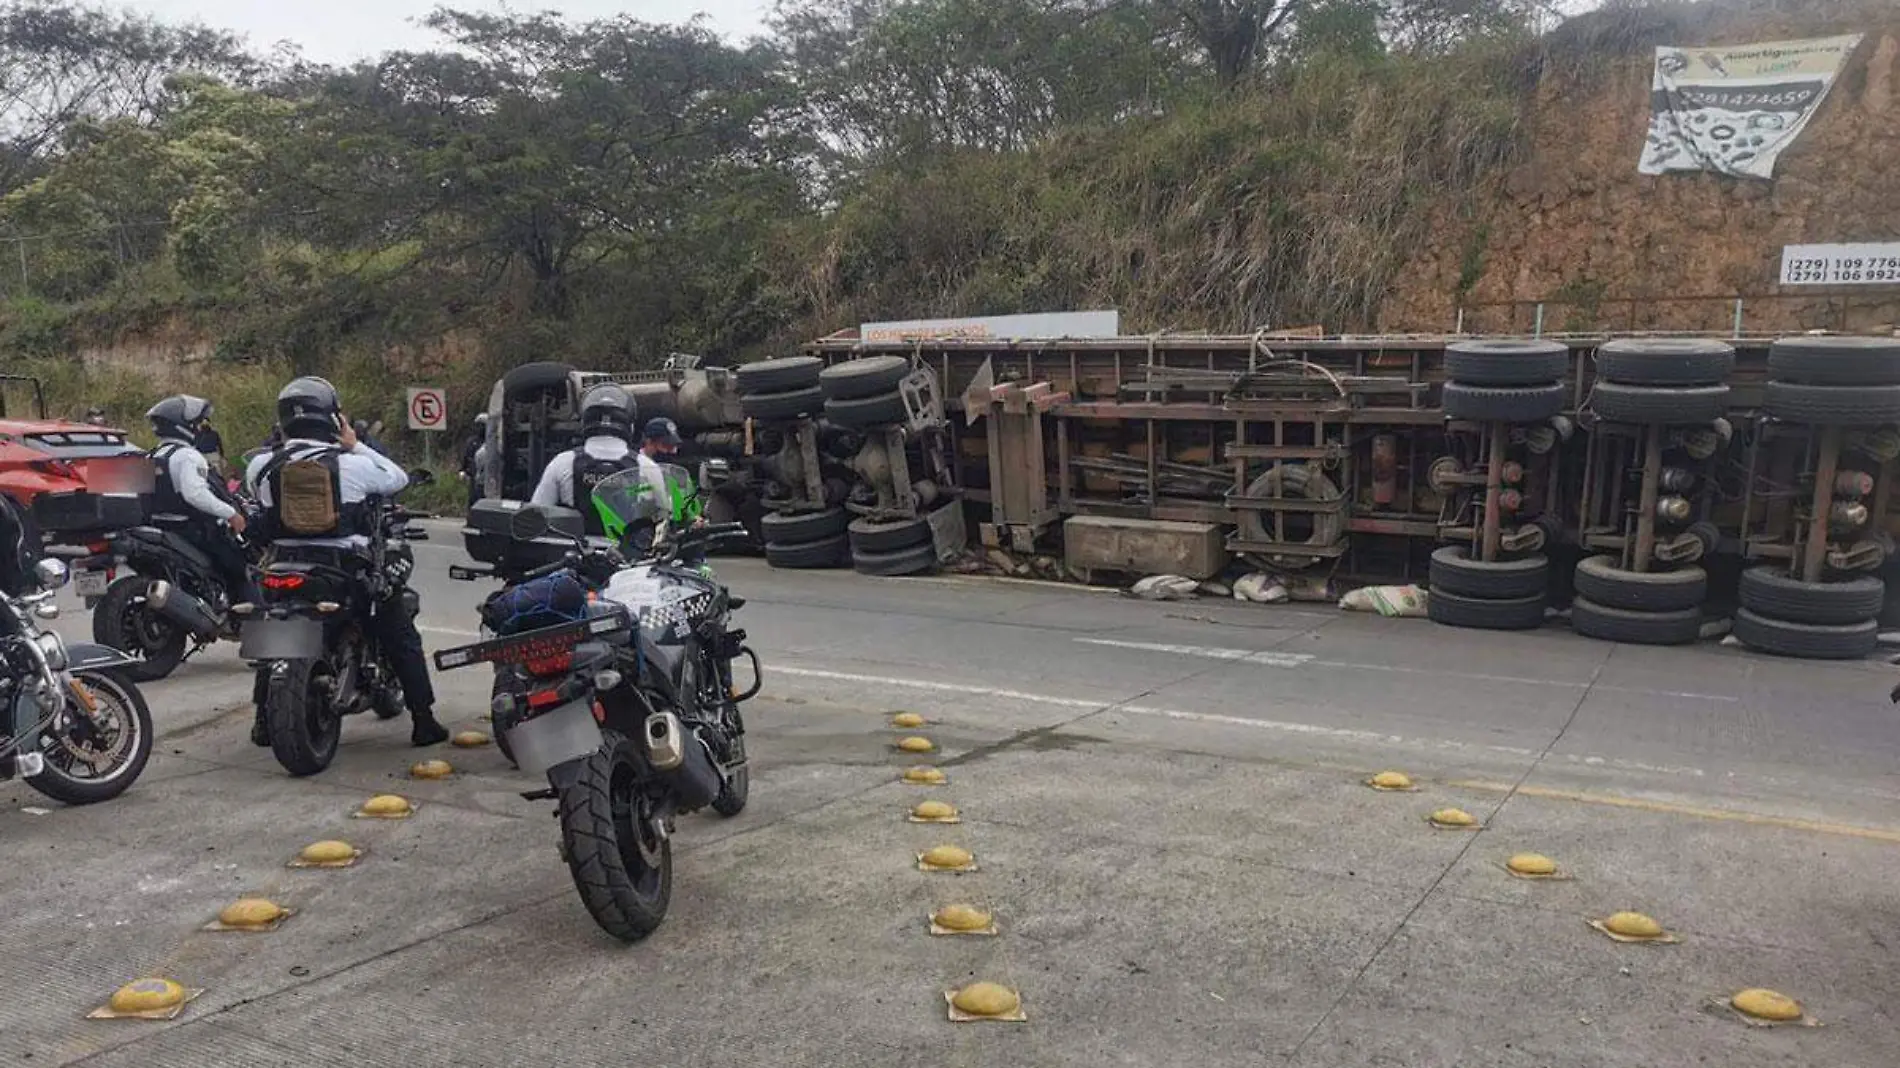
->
[406,387,447,432]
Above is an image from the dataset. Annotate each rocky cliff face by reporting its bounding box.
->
[1385,0,1900,335]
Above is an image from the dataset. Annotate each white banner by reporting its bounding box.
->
[1639,35,1862,180]
[859,310,1119,343]
[1780,243,1900,287]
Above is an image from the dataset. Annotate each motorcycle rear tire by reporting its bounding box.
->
[559,730,673,942]
[267,658,342,777]
[92,577,186,683]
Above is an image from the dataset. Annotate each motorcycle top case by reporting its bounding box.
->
[462,499,585,570]
[32,490,148,534]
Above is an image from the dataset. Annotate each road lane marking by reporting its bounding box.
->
[1072,636,1738,703]
[1449,779,1900,844]
[769,665,1702,778]
[419,625,480,637]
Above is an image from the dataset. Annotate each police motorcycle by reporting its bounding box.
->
[237,474,435,777]
[434,466,759,942]
[89,495,263,683]
[1,558,154,804]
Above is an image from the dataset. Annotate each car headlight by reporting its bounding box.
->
[34,631,67,672]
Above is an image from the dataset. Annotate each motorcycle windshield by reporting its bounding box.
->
[589,468,668,534]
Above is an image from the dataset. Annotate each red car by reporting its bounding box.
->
[0,375,150,599]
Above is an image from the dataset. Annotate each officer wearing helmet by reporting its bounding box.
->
[244,376,446,747]
[147,395,255,605]
[531,383,668,537]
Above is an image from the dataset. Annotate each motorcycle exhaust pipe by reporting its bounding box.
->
[146,580,221,640]
[644,710,722,810]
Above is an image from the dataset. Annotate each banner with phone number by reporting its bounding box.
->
[1639,35,1862,180]
[1780,243,1900,287]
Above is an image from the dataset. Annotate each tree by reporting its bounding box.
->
[0,2,254,191]
[1163,0,1301,87]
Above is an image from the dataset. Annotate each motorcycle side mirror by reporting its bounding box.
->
[509,505,551,541]
[408,468,436,486]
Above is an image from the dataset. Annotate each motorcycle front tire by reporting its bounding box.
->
[557,730,672,942]
[25,669,154,805]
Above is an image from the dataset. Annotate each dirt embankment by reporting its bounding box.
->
[1386,0,1900,335]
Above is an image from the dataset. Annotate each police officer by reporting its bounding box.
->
[245,376,447,747]
[531,383,667,534]
[146,395,255,606]
[460,412,488,509]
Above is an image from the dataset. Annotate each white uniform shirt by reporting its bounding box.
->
[158,440,238,522]
[245,438,409,548]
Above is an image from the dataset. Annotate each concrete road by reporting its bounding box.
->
[5,520,1899,1067]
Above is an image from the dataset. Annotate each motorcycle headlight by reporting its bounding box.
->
[34,631,67,672]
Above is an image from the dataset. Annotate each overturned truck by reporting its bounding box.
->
[479,332,1900,660]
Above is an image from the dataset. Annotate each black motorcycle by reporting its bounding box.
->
[434,469,758,942]
[238,479,432,777]
[88,507,260,682]
[2,558,154,804]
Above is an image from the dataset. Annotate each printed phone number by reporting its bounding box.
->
[1782,256,1900,285]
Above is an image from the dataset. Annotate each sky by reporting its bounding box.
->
[117,1,777,64]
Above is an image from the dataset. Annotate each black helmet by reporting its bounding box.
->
[579,383,637,442]
[146,395,213,443]
[276,376,342,442]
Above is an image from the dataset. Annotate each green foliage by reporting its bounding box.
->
[1,0,1575,377]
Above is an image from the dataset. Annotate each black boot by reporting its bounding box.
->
[410,708,449,747]
[251,709,271,747]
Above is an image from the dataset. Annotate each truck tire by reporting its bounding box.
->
[735,357,823,395]
[1764,382,1900,426]
[824,390,910,428]
[762,507,848,543]
[1572,557,1706,612]
[1442,381,1566,423]
[502,361,575,397]
[765,534,848,569]
[1733,608,1878,660]
[820,356,911,401]
[1570,597,1703,646]
[1594,339,1734,386]
[1589,382,1730,425]
[848,516,933,553]
[740,385,824,422]
[1737,567,1884,626]
[1767,337,1900,386]
[1444,340,1569,386]
[1426,590,1547,631]
[1427,547,1548,599]
[852,541,938,577]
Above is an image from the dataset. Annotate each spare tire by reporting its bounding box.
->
[1764,382,1900,427]
[741,385,825,422]
[1733,608,1877,660]
[1594,339,1734,386]
[1237,464,1343,570]
[1737,567,1884,625]
[1444,340,1569,386]
[1573,557,1705,612]
[1570,597,1703,646]
[1589,382,1731,426]
[1767,337,1900,386]
[1442,381,1566,423]
[820,356,911,401]
[1426,590,1547,631]
[735,357,823,395]
[1428,547,1548,600]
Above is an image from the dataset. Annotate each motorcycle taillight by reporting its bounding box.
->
[523,651,573,676]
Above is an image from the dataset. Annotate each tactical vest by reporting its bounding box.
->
[572,450,635,535]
